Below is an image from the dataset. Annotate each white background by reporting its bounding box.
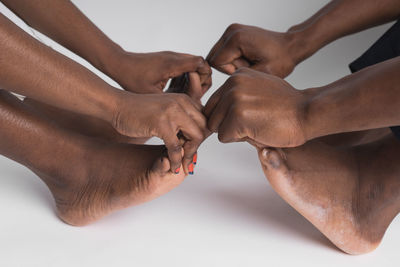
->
[0,1,398,266]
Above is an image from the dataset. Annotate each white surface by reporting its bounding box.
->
[0,1,399,266]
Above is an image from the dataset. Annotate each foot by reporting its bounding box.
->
[257,135,400,254]
[37,140,187,226]
[0,91,187,226]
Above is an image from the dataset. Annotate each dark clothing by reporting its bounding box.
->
[349,20,400,139]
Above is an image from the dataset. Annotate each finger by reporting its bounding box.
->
[161,131,183,173]
[187,72,204,102]
[215,57,251,75]
[232,58,251,69]
[207,24,241,62]
[198,60,212,78]
[199,61,212,93]
[206,92,233,133]
[202,75,213,93]
[180,129,203,174]
[216,106,245,143]
[214,63,237,75]
[167,73,188,94]
[169,56,208,78]
[175,95,208,133]
[203,78,233,117]
[176,118,205,174]
[208,35,242,74]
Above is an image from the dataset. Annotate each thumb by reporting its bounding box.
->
[209,39,242,75]
[187,72,204,102]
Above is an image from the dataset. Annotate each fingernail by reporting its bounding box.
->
[188,163,194,175]
[174,167,180,174]
[193,153,197,165]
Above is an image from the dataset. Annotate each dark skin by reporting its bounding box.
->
[1,0,212,95]
[206,0,400,254]
[207,0,400,77]
[206,0,400,146]
[0,89,189,226]
[204,57,400,148]
[0,2,212,173]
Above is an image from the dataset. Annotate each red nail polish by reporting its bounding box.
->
[175,167,180,174]
[193,153,197,165]
[188,163,194,175]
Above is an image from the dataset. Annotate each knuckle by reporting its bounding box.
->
[227,23,242,32]
[229,73,246,85]
[230,30,244,43]
[231,104,247,120]
[192,130,205,142]
[168,143,182,153]
[163,50,175,57]
[226,87,244,102]
[167,99,181,111]
[193,56,205,67]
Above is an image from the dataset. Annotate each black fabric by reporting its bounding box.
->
[349,20,400,139]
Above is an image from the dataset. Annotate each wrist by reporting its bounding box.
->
[297,87,322,142]
[285,24,323,65]
[300,84,340,142]
[94,42,127,79]
[93,85,125,126]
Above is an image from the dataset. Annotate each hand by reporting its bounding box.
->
[110,51,212,95]
[204,68,307,148]
[207,23,298,78]
[112,91,209,172]
[167,72,208,105]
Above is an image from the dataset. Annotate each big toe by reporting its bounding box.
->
[258,148,292,187]
[146,155,187,199]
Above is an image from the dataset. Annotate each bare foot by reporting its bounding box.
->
[41,141,187,226]
[257,135,400,254]
[0,91,187,226]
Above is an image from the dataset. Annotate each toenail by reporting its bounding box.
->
[174,167,180,174]
[193,153,197,165]
[188,163,194,175]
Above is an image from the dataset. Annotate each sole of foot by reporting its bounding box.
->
[258,135,400,254]
[37,141,187,226]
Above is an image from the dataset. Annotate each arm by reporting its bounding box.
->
[303,56,400,141]
[1,0,212,94]
[288,0,400,65]
[204,57,400,147]
[0,12,117,123]
[0,13,207,172]
[207,0,400,77]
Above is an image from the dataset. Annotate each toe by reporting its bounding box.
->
[258,148,291,185]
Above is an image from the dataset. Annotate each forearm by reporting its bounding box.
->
[0,13,120,124]
[287,0,400,64]
[0,0,123,76]
[303,56,400,140]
